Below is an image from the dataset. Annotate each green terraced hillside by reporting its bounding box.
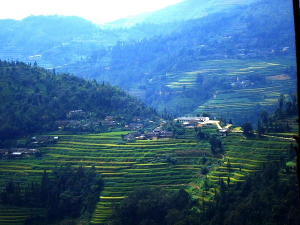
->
[0,122,296,224]
[157,57,296,120]
[188,127,296,204]
[0,130,218,224]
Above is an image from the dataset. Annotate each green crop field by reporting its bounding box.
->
[0,127,296,224]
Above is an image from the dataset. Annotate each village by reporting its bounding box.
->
[122,116,231,142]
[0,109,232,159]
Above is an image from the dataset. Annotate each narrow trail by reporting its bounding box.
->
[261,134,294,141]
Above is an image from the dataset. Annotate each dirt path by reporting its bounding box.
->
[261,134,294,141]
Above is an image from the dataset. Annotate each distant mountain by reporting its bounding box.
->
[0,60,156,144]
[0,15,179,69]
[0,16,100,67]
[63,0,296,119]
[111,0,258,26]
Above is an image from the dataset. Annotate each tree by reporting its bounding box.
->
[209,135,223,154]
[257,120,265,137]
[242,123,254,137]
[278,94,286,110]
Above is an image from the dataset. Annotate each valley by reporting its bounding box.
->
[0,0,299,224]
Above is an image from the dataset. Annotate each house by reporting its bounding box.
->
[123,132,143,141]
[159,131,174,139]
[105,116,114,121]
[174,117,209,124]
[174,117,209,128]
[231,81,242,88]
[0,149,8,155]
[219,128,229,137]
[12,152,22,158]
[32,136,52,144]
[55,120,80,127]
[129,123,144,130]
[10,148,38,158]
[145,132,160,140]
[153,127,162,134]
[101,120,117,127]
[67,110,86,118]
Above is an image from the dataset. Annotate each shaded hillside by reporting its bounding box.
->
[0,16,180,69]
[0,60,156,144]
[112,0,257,26]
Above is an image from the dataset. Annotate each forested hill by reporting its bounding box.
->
[0,60,156,143]
[112,0,257,26]
[0,15,97,53]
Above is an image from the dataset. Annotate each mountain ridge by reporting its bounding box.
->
[111,0,258,26]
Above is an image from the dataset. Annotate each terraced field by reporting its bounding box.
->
[194,79,294,120]
[188,129,296,202]
[0,131,218,224]
[0,206,45,225]
[158,57,296,121]
[0,126,295,224]
[164,57,295,90]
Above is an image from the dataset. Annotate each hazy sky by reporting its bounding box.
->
[0,0,183,24]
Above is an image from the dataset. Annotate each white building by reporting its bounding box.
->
[174,117,210,124]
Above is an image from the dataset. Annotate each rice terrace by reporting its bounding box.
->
[0,118,297,224]
[0,0,299,224]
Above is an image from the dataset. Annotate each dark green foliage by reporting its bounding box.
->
[0,166,103,222]
[110,163,300,225]
[257,94,298,134]
[204,162,300,225]
[110,187,199,225]
[0,60,156,143]
[209,135,223,154]
[242,123,254,137]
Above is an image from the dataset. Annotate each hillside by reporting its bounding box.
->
[0,0,296,123]
[0,60,156,144]
[0,16,179,69]
[63,0,296,122]
[112,0,257,26]
[0,112,297,224]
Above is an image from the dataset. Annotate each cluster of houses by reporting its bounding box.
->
[123,127,174,141]
[31,136,59,144]
[56,112,118,130]
[231,77,253,88]
[67,110,87,118]
[0,148,38,158]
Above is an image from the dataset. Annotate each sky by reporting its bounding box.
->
[0,0,183,24]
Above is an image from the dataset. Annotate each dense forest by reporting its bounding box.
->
[0,60,157,145]
[0,166,103,223]
[110,162,300,225]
